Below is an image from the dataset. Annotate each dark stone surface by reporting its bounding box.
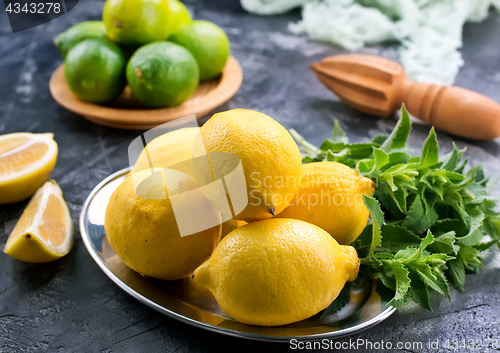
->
[1,1,499,352]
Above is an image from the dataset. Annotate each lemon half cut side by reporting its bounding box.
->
[0,132,58,204]
[3,180,74,263]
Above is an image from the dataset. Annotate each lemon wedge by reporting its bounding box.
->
[0,132,58,204]
[3,180,73,263]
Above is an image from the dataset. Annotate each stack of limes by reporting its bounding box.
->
[55,0,230,108]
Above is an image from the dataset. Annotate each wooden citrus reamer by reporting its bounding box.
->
[311,54,500,140]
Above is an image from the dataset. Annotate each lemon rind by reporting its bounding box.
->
[0,132,58,183]
[4,180,74,258]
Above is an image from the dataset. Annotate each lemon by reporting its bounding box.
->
[0,132,58,204]
[105,169,221,280]
[168,0,191,31]
[4,180,73,263]
[103,0,173,46]
[277,162,375,245]
[169,20,230,80]
[193,218,359,326]
[193,109,302,222]
[220,219,247,240]
[132,127,199,176]
[126,41,199,108]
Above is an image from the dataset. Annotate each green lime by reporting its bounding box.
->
[126,42,199,108]
[169,20,230,81]
[168,0,192,31]
[54,21,107,58]
[64,38,127,103]
[103,0,173,46]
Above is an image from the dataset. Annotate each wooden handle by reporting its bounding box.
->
[401,79,500,140]
[312,54,500,140]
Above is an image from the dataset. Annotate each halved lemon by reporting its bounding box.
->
[4,180,73,263]
[0,132,58,204]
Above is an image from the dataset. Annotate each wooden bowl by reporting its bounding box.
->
[49,56,243,130]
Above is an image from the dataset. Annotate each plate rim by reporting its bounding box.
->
[79,167,397,342]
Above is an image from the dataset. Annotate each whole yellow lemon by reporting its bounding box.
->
[193,109,302,222]
[193,218,359,326]
[220,219,247,240]
[132,127,199,176]
[105,169,221,280]
[277,162,375,245]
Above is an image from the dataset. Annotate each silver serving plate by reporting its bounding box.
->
[80,168,396,342]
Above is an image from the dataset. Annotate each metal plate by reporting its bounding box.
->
[80,168,397,342]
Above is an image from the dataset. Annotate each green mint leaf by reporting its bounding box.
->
[418,230,436,252]
[473,165,486,183]
[402,194,439,234]
[347,143,382,159]
[428,231,460,255]
[379,162,419,177]
[419,127,439,169]
[420,188,438,215]
[368,260,395,290]
[384,152,412,170]
[456,157,469,174]
[376,225,421,252]
[408,270,432,311]
[319,141,377,160]
[380,104,411,152]
[457,207,485,246]
[331,120,349,144]
[351,224,373,256]
[431,219,469,237]
[420,170,466,201]
[457,246,484,272]
[447,258,465,291]
[356,159,374,176]
[318,140,341,152]
[320,283,351,317]
[387,261,411,307]
[473,239,500,252]
[391,186,408,214]
[376,189,406,219]
[418,253,455,266]
[371,147,390,173]
[431,269,452,302]
[371,134,389,144]
[326,148,350,162]
[376,163,419,214]
[393,247,418,262]
[457,229,485,247]
[482,215,500,245]
[395,230,434,262]
[440,142,465,171]
[363,195,385,256]
[411,262,450,301]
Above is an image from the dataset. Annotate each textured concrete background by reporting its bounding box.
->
[0,0,499,352]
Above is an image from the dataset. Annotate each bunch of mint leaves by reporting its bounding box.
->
[291,106,500,310]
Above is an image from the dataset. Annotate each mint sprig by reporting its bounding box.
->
[290,105,500,310]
